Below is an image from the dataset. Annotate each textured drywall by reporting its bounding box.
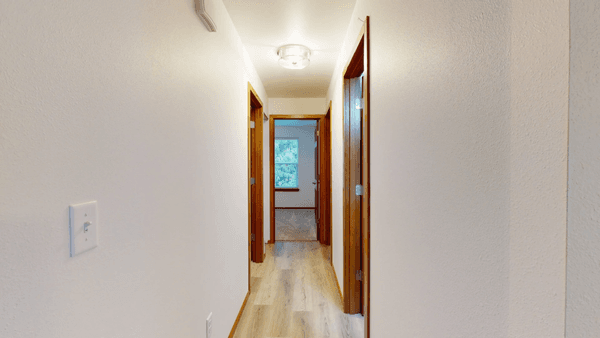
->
[268,98,327,116]
[0,0,266,337]
[327,0,568,336]
[566,1,600,336]
[274,126,317,208]
[329,79,345,297]
[328,2,512,335]
[508,0,569,336]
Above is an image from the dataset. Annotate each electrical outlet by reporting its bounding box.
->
[206,312,212,338]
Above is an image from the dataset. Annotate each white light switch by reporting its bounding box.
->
[69,201,98,257]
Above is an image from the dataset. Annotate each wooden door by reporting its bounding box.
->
[322,111,331,246]
[348,75,364,313]
[250,111,257,262]
[251,107,265,263]
[359,74,366,316]
[343,31,368,315]
[314,121,321,241]
[248,83,264,265]
[343,75,364,314]
[341,18,370,335]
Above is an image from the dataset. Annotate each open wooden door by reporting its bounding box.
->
[248,83,264,266]
[314,121,321,241]
[343,18,370,334]
[344,74,363,314]
[322,109,331,246]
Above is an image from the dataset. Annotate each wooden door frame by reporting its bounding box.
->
[269,114,332,245]
[248,82,264,279]
[342,17,371,338]
[323,105,332,246]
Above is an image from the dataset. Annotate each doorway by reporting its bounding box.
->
[342,16,370,338]
[269,115,332,245]
[248,83,265,271]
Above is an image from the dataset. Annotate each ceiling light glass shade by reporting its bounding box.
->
[277,44,311,69]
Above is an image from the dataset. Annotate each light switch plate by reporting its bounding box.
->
[69,201,98,257]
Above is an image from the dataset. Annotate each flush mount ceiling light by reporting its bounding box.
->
[277,44,311,70]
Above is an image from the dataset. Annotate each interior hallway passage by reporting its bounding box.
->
[275,209,317,241]
[233,242,363,338]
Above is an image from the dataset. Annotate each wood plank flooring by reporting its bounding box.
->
[234,242,364,338]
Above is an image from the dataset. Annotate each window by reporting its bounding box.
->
[275,138,299,188]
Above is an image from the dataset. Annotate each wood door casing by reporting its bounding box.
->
[315,121,321,241]
[361,18,371,324]
[269,115,331,246]
[322,109,332,246]
[250,113,256,262]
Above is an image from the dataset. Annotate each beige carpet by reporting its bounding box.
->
[275,209,317,241]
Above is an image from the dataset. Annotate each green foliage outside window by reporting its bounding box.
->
[275,139,299,188]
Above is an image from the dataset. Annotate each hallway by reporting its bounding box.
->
[3,0,597,337]
[234,242,363,337]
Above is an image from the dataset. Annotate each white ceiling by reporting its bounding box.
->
[222,0,356,98]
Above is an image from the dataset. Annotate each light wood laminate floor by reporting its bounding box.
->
[234,242,364,338]
[275,209,317,241]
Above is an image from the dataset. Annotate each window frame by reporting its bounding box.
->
[274,137,300,190]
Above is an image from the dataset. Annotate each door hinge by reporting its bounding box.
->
[316,130,319,136]
[251,234,255,241]
[355,184,364,196]
[250,178,255,185]
[356,270,362,281]
[250,121,255,129]
[355,98,363,110]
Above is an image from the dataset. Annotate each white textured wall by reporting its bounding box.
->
[326,0,568,336]
[274,126,316,208]
[566,1,600,336]
[0,1,266,337]
[329,74,345,298]
[268,98,327,116]
[508,0,569,336]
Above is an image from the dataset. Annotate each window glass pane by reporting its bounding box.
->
[275,139,298,164]
[274,139,299,188]
[275,164,298,188]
